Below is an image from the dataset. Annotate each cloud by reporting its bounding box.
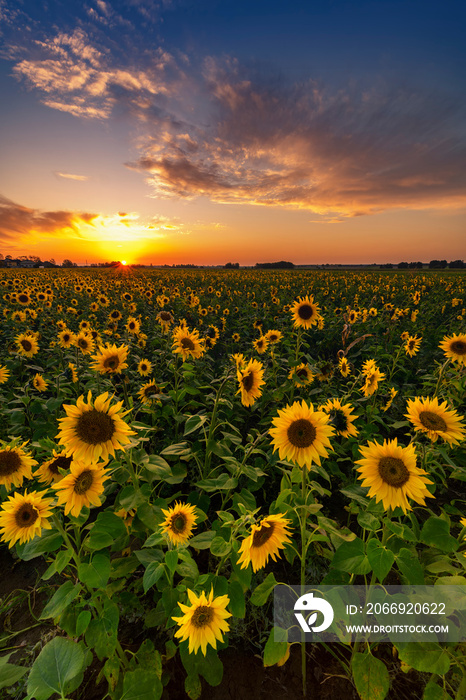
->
[55,171,89,181]
[0,194,97,243]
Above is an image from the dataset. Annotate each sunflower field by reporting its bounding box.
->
[0,267,465,700]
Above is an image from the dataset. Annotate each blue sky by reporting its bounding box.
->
[0,0,464,264]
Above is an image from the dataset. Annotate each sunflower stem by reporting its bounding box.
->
[433,358,451,398]
[300,464,307,697]
[203,372,231,479]
[52,513,81,571]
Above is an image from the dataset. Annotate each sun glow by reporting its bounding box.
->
[121,260,127,265]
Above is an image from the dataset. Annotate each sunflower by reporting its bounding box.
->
[172,587,232,656]
[236,358,265,407]
[383,387,398,412]
[15,333,39,358]
[0,491,54,548]
[404,335,422,357]
[53,461,110,516]
[361,365,385,397]
[265,329,283,344]
[338,356,351,377]
[56,391,136,463]
[290,295,322,329]
[355,439,434,513]
[405,397,466,446]
[67,362,78,383]
[16,291,31,306]
[348,309,359,324]
[0,365,10,383]
[75,331,95,355]
[231,353,246,370]
[320,398,358,438]
[157,310,174,332]
[33,373,48,392]
[137,359,152,376]
[172,327,205,362]
[460,518,466,559]
[126,316,140,335]
[270,400,334,468]
[0,442,37,490]
[160,502,197,545]
[232,332,241,342]
[237,513,292,572]
[439,333,466,365]
[138,380,164,406]
[206,325,220,341]
[57,329,75,348]
[253,336,269,354]
[288,363,314,387]
[108,309,122,322]
[90,343,129,375]
[36,449,73,484]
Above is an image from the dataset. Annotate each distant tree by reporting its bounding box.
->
[0,253,3,261]
[449,260,465,269]
[62,259,74,267]
[429,260,447,269]
[255,261,294,269]
[224,262,239,268]
[380,263,393,269]
[398,262,409,269]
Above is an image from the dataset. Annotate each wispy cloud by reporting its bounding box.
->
[55,171,89,181]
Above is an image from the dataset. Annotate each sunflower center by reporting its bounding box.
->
[419,411,447,432]
[241,372,254,392]
[181,338,195,350]
[450,340,466,355]
[18,294,28,303]
[252,522,275,547]
[329,409,348,433]
[298,304,314,320]
[287,418,316,448]
[296,368,308,379]
[378,456,410,488]
[170,513,187,534]
[103,356,119,369]
[49,455,73,474]
[75,410,115,444]
[160,311,172,321]
[21,339,32,351]
[191,606,214,628]
[78,339,88,349]
[15,504,38,528]
[74,470,94,494]
[0,450,21,476]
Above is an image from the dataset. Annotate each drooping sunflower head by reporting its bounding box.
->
[56,391,136,463]
[161,502,197,545]
[236,358,265,407]
[53,459,111,517]
[237,513,293,572]
[338,356,351,377]
[320,398,358,438]
[90,343,129,375]
[355,438,434,513]
[439,333,466,365]
[270,400,334,468]
[405,396,466,446]
[138,380,164,405]
[0,490,54,548]
[32,373,48,392]
[290,295,322,329]
[0,441,37,490]
[288,363,314,387]
[36,449,73,484]
[172,587,232,656]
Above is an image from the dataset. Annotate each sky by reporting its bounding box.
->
[0,0,465,266]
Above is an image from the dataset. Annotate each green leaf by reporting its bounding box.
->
[231,549,252,591]
[189,531,216,549]
[210,536,231,557]
[42,549,73,581]
[16,530,63,561]
[0,654,28,690]
[351,652,389,700]
[357,512,380,532]
[228,581,245,618]
[121,670,163,700]
[87,511,127,550]
[263,628,288,667]
[78,553,111,589]
[423,680,453,700]
[75,610,92,637]
[397,548,425,585]
[367,540,395,582]
[27,637,84,700]
[395,642,450,675]
[40,581,81,620]
[184,674,202,700]
[331,538,372,575]
[85,597,119,660]
[184,414,208,436]
[420,517,458,552]
[196,473,238,492]
[160,442,192,457]
[143,562,166,593]
[165,550,178,574]
[251,573,277,606]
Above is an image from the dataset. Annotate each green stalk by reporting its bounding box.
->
[300,465,307,697]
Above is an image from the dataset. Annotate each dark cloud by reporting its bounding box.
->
[0,195,97,242]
